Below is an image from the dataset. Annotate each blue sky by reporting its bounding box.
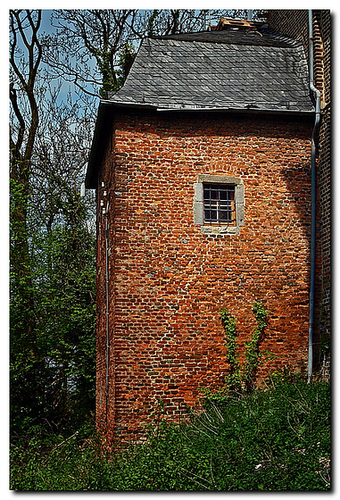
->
[41,9,55,34]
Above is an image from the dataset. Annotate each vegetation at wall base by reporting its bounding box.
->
[10,377,330,491]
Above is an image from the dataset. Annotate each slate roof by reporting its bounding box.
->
[86,24,314,187]
[107,25,314,113]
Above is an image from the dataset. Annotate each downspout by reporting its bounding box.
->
[308,10,321,383]
[101,187,110,421]
[105,203,110,419]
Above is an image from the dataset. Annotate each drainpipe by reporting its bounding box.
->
[308,10,321,384]
[101,185,110,421]
[105,202,110,418]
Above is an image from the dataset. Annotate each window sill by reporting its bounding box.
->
[201,225,239,235]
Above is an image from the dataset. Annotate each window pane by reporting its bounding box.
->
[219,199,230,207]
[203,183,235,224]
[220,209,231,222]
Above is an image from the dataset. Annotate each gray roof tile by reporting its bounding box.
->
[108,25,313,113]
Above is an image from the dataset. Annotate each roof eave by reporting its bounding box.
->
[85,102,113,189]
[102,99,315,115]
[155,105,315,116]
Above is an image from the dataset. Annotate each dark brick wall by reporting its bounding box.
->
[268,9,331,370]
[95,110,314,442]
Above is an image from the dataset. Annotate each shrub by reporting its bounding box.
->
[10,379,330,491]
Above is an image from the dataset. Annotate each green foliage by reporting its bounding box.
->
[10,380,331,491]
[220,302,268,396]
[10,178,96,437]
[147,9,160,36]
[10,9,98,441]
[115,42,136,89]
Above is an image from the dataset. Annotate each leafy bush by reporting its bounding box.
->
[10,379,330,491]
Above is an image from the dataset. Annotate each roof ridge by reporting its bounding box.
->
[149,25,301,49]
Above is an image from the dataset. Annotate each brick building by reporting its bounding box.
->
[86,13,329,442]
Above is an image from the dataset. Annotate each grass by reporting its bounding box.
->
[10,377,331,491]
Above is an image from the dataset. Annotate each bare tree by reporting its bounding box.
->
[10,10,42,166]
[44,9,260,99]
[44,9,141,98]
[10,9,45,433]
[10,9,42,359]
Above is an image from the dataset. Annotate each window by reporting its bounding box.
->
[194,174,244,235]
[203,184,236,224]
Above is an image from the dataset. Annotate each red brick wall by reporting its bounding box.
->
[96,110,313,443]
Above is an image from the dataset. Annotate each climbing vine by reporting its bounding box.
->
[221,302,268,394]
